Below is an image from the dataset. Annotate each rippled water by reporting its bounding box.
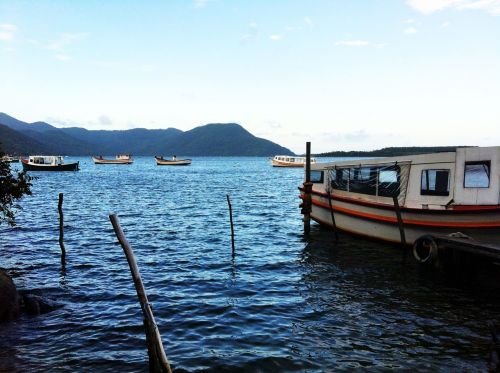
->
[1,157,500,372]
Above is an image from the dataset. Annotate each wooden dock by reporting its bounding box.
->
[432,235,500,261]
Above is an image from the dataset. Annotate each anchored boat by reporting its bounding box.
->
[155,156,191,166]
[300,146,500,245]
[272,155,316,167]
[21,156,79,171]
[1,155,19,163]
[92,154,133,164]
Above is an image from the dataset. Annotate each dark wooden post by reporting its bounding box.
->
[327,191,339,243]
[303,142,313,235]
[226,195,235,257]
[58,193,66,264]
[392,195,407,247]
[109,214,172,373]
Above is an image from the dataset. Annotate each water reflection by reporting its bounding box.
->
[299,226,500,370]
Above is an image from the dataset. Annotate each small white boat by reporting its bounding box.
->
[92,154,133,164]
[155,156,191,166]
[22,155,79,171]
[300,146,500,246]
[271,155,316,167]
[1,155,19,163]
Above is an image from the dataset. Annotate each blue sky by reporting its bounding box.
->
[1,0,499,153]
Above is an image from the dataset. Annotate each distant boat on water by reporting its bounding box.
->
[1,155,19,163]
[271,155,316,167]
[22,156,79,171]
[155,156,191,166]
[92,154,133,164]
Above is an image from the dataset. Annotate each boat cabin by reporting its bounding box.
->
[28,156,65,165]
[303,146,499,244]
[309,147,499,208]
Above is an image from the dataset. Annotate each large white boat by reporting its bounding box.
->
[21,155,79,171]
[300,146,500,245]
[271,155,316,167]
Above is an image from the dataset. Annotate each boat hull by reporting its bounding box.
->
[307,192,500,245]
[92,157,133,164]
[155,157,191,166]
[22,161,79,171]
[271,159,304,167]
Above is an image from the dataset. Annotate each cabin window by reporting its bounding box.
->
[311,171,324,184]
[377,166,401,197]
[421,169,450,196]
[464,161,490,188]
[349,167,377,195]
[332,168,349,191]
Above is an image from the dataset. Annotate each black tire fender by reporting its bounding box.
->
[413,235,439,265]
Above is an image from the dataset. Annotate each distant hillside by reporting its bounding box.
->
[317,146,463,157]
[0,112,294,156]
[0,124,52,154]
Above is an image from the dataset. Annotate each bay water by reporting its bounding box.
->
[1,156,499,372]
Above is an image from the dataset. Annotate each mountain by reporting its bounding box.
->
[158,123,291,156]
[0,124,52,154]
[0,113,294,156]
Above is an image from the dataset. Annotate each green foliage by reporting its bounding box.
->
[0,147,33,226]
[317,146,461,157]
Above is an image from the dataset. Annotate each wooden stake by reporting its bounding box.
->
[303,142,312,235]
[226,195,235,257]
[58,193,66,264]
[392,195,407,248]
[109,214,172,373]
[327,192,339,243]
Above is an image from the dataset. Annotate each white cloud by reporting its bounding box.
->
[0,24,16,42]
[47,32,88,51]
[0,23,16,31]
[304,16,313,26]
[404,27,418,34]
[194,0,212,8]
[407,0,500,15]
[0,31,13,41]
[240,22,259,43]
[442,21,451,27]
[98,115,112,126]
[334,40,386,48]
[269,34,282,41]
[55,54,71,61]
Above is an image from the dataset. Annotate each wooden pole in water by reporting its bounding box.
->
[109,214,172,373]
[327,192,339,243]
[392,195,407,248]
[58,193,66,264]
[303,142,313,235]
[226,195,235,257]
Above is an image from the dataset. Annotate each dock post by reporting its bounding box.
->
[392,195,407,248]
[109,214,172,373]
[58,193,66,264]
[327,191,339,243]
[302,142,313,235]
[226,195,235,257]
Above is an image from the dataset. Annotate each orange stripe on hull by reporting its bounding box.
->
[311,198,500,229]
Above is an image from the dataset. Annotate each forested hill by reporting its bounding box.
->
[317,146,465,157]
[0,113,294,156]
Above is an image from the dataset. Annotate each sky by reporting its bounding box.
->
[1,0,499,154]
